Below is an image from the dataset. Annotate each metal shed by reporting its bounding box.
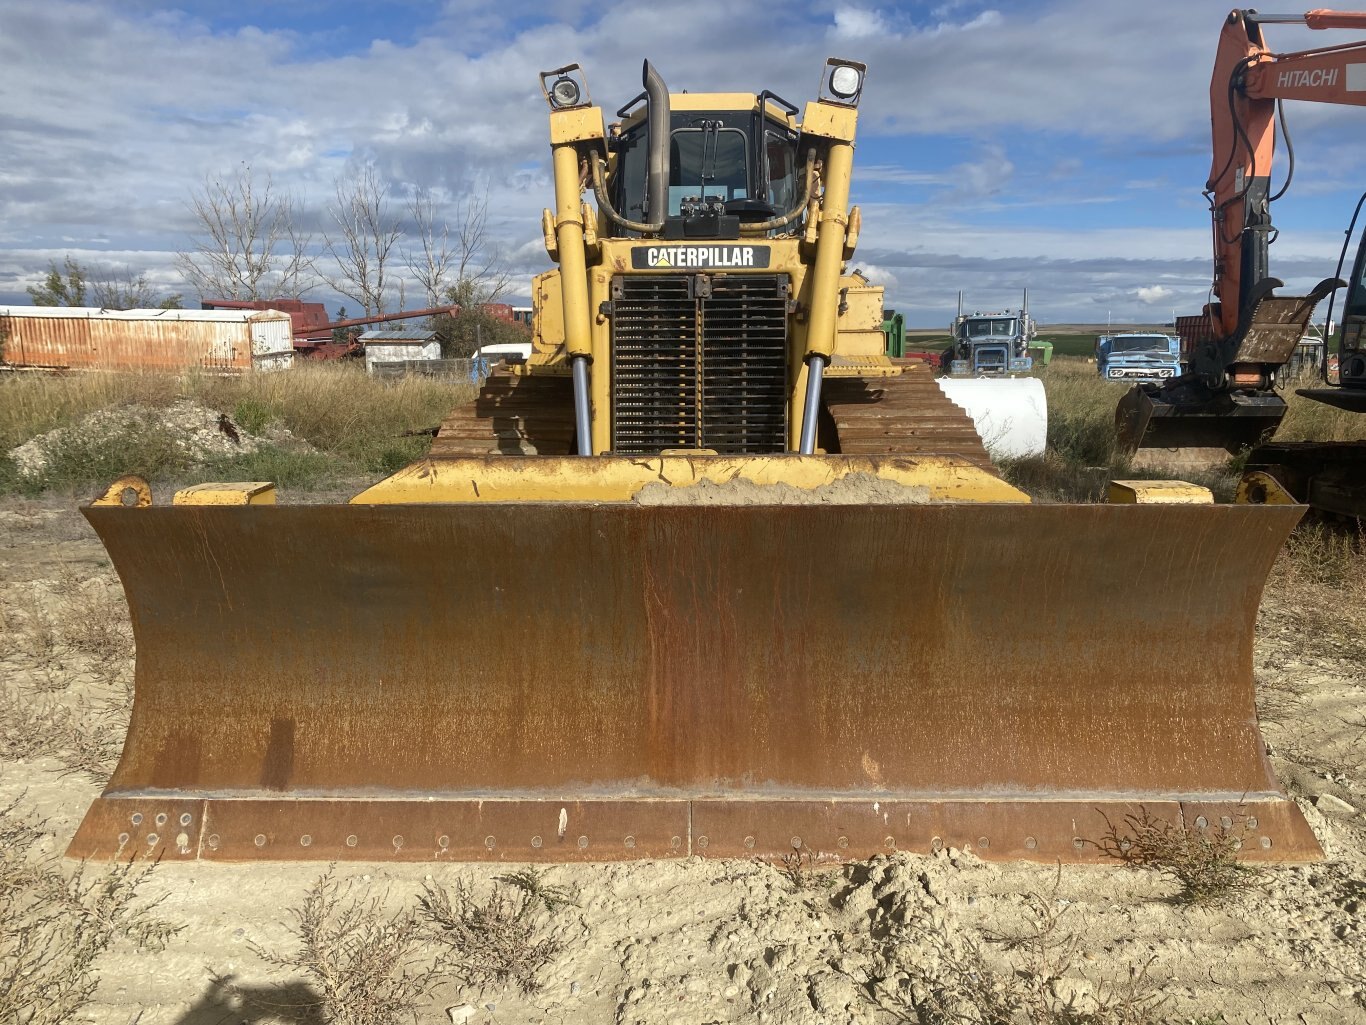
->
[361,329,441,373]
[0,307,295,372]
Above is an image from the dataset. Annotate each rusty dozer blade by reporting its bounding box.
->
[68,476,1318,865]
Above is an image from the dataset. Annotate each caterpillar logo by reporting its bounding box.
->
[631,245,771,270]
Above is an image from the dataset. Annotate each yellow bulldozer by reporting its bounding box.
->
[69,58,1317,865]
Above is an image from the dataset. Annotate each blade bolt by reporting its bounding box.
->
[179,813,193,826]
[837,836,849,849]
[300,835,312,847]
[577,835,589,849]
[531,836,543,848]
[1025,836,1038,850]
[253,834,266,848]
[438,835,450,849]
[697,836,709,849]
[346,835,358,847]
[484,835,496,849]
[790,836,802,850]
[624,836,635,849]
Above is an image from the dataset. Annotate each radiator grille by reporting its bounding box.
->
[610,274,789,453]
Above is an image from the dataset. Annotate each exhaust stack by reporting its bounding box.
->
[643,61,670,229]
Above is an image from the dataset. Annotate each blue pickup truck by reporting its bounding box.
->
[1096,333,1182,382]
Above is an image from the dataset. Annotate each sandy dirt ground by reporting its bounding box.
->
[1,496,1363,1025]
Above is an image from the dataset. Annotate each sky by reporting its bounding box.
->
[3,0,1366,326]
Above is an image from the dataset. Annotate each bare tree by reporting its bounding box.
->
[447,187,512,307]
[406,185,512,311]
[406,186,456,308]
[176,164,314,300]
[91,268,182,310]
[325,164,404,316]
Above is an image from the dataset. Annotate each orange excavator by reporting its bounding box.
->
[1118,8,1366,471]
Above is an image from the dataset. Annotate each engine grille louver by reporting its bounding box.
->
[610,274,789,454]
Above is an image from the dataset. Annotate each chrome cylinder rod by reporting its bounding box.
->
[798,355,826,455]
[572,355,593,456]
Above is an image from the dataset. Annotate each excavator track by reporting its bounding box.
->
[435,362,998,468]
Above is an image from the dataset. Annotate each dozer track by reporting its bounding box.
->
[432,362,997,468]
[430,369,576,456]
[822,363,997,470]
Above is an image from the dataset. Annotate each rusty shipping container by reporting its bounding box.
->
[0,307,295,372]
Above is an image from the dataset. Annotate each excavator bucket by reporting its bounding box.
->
[67,459,1319,865]
[1117,280,1341,470]
[1115,386,1287,469]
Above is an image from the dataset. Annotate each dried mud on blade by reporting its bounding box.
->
[70,502,1318,864]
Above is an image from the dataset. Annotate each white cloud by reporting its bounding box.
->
[831,6,890,40]
[1135,285,1175,303]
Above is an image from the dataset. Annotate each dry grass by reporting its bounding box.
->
[0,800,177,1025]
[418,868,577,996]
[0,363,475,494]
[1095,808,1262,907]
[1276,372,1366,443]
[1000,358,1360,503]
[0,576,134,782]
[869,869,1166,1024]
[0,683,129,784]
[253,870,445,1025]
[1262,524,1366,664]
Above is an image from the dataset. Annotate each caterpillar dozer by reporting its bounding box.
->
[68,57,1318,865]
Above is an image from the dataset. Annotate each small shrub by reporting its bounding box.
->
[0,681,128,783]
[418,868,575,996]
[58,579,133,665]
[0,800,178,1025]
[778,845,833,892]
[254,870,445,1025]
[14,586,61,665]
[1096,808,1262,905]
[232,397,274,434]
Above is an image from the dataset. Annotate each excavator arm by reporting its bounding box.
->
[1119,9,1366,461]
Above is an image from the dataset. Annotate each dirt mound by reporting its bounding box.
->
[8,400,308,477]
[633,472,930,506]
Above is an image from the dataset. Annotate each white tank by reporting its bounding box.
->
[934,377,1048,459]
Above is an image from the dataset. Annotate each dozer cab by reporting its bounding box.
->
[70,57,1318,865]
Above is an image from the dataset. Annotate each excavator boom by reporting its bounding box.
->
[1120,9,1366,464]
